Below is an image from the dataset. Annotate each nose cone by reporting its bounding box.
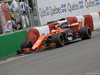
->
[32,46,37,50]
[32,36,46,50]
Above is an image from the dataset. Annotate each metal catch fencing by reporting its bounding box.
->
[0,0,40,35]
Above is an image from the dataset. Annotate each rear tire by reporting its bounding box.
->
[79,26,91,40]
[52,33,64,47]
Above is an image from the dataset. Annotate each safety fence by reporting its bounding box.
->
[0,0,40,35]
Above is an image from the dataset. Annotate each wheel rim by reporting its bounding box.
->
[87,27,91,38]
[59,34,64,45]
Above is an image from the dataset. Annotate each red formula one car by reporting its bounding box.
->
[17,21,92,54]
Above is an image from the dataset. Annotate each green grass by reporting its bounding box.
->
[92,29,100,32]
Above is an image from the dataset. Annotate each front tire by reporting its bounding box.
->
[52,33,64,47]
[20,39,32,49]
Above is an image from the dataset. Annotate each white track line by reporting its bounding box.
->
[92,31,100,36]
[0,55,28,65]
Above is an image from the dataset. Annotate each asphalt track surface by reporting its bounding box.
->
[0,32,100,75]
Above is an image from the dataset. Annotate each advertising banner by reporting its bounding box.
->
[37,0,100,25]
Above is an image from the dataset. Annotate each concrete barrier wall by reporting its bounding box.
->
[0,30,27,59]
[83,15,94,31]
[65,12,100,31]
[27,24,54,43]
[90,12,100,30]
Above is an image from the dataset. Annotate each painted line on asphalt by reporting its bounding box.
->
[92,31,100,35]
[0,55,28,65]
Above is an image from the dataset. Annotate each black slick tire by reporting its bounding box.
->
[79,26,91,40]
[52,33,64,47]
[20,39,32,49]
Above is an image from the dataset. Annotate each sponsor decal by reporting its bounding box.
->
[38,0,100,18]
[67,0,84,12]
[85,0,100,8]
[39,4,67,18]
